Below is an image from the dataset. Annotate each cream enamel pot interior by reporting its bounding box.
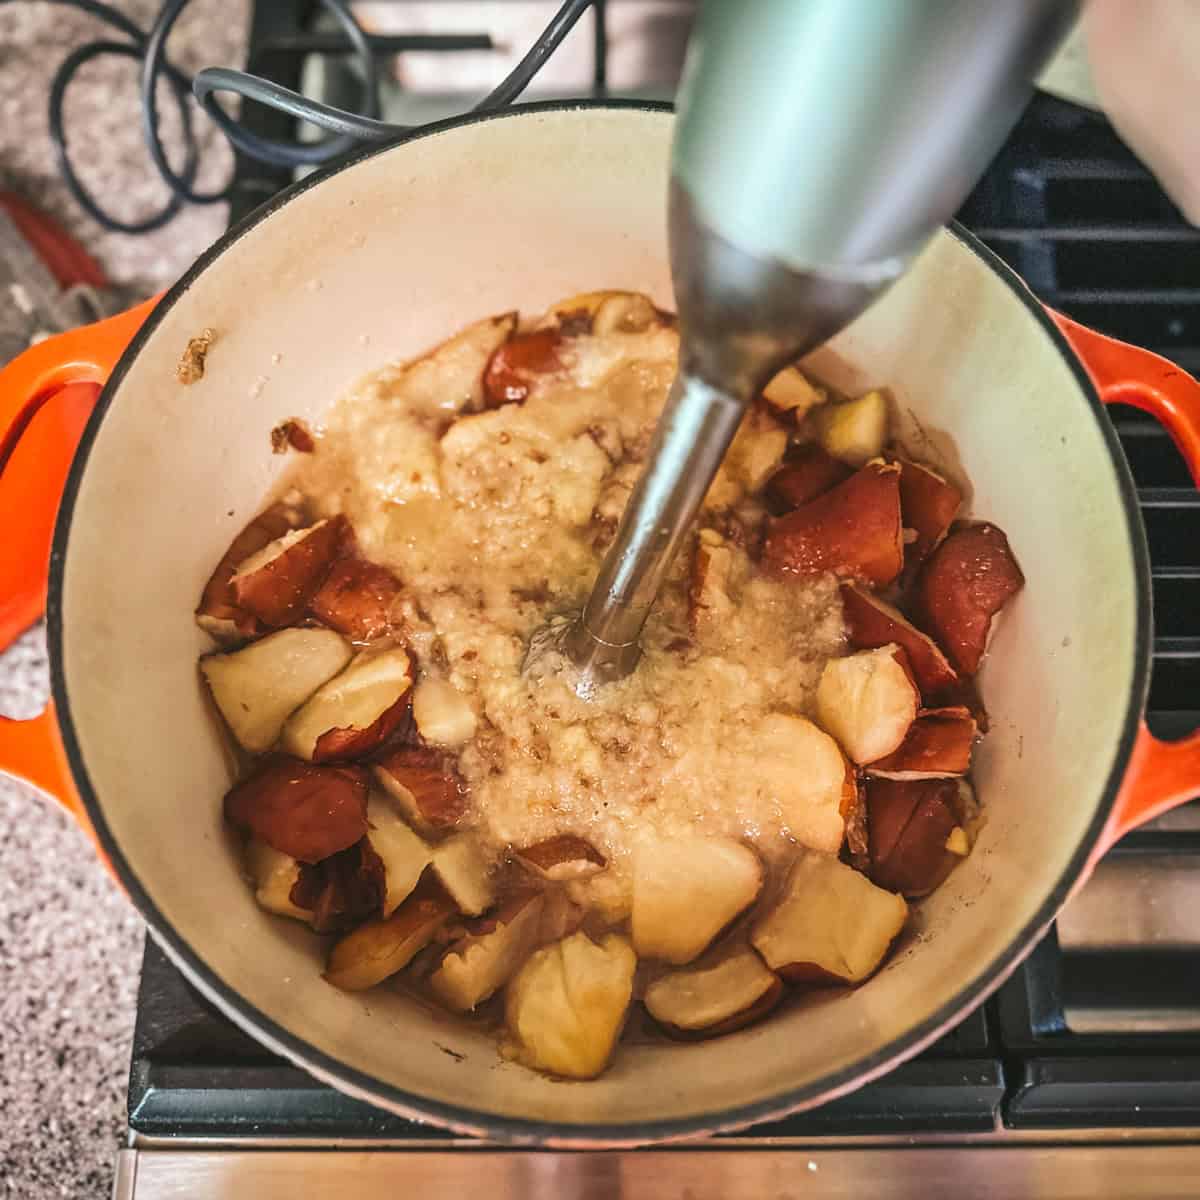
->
[3,103,1200,1145]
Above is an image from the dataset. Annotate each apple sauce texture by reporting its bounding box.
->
[198,289,1023,1080]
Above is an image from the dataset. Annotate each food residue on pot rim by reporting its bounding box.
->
[271,417,316,454]
[177,327,215,385]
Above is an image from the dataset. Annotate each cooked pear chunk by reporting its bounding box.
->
[282,647,414,761]
[202,627,351,753]
[816,646,919,766]
[505,932,636,1079]
[324,876,454,992]
[431,892,545,1011]
[752,852,907,986]
[644,947,782,1039]
[365,792,432,917]
[632,836,763,965]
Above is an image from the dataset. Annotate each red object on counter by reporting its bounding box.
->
[0,192,107,291]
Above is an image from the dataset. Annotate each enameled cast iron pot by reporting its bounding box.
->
[3,104,1200,1146]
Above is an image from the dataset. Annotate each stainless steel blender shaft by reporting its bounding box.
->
[564,372,743,681]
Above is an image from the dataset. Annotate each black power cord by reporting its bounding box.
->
[194,0,595,163]
[5,0,595,234]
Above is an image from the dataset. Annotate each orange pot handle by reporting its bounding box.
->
[1050,310,1200,856]
[0,299,155,832]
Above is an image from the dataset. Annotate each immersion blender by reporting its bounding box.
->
[559,0,1078,691]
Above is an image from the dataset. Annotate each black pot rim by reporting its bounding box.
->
[46,98,1152,1146]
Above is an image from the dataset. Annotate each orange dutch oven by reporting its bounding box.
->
[2,105,1200,1144]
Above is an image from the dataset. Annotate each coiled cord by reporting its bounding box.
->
[5,0,595,233]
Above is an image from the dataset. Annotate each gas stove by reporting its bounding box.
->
[114,6,1200,1197]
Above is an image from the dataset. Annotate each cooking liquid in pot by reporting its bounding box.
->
[294,303,847,891]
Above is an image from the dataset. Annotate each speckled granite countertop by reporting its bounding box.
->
[1,4,247,1195]
[0,629,143,1198]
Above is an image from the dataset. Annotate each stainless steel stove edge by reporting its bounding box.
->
[113,1138,1200,1200]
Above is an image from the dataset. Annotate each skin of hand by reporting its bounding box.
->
[1084,0,1200,224]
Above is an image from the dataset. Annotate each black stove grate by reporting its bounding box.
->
[997,931,1200,1129]
[959,95,1200,377]
[128,938,1002,1139]
[127,13,1200,1141]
